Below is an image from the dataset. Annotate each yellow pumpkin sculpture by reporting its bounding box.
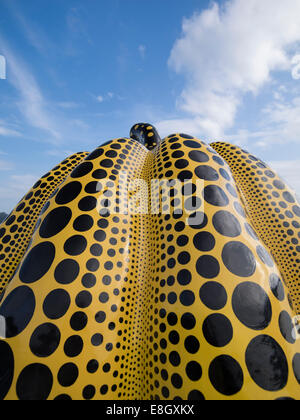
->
[0,123,299,400]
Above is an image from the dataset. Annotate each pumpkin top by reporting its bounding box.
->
[130,123,161,151]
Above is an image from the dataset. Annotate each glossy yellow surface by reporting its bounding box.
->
[0,133,299,400]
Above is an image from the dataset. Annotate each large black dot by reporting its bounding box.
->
[292,354,300,384]
[196,255,220,279]
[19,242,55,284]
[245,335,288,391]
[222,242,256,277]
[203,185,229,207]
[269,274,285,301]
[209,356,244,396]
[186,361,202,381]
[0,286,35,338]
[30,323,61,357]
[193,232,216,252]
[195,165,219,181]
[212,211,242,238]
[55,182,82,205]
[71,162,93,178]
[64,235,87,256]
[232,282,272,330]
[58,363,79,387]
[202,314,233,347]
[200,282,227,311]
[257,246,274,268]
[189,151,209,163]
[0,341,14,400]
[43,289,71,320]
[39,207,72,238]
[64,336,84,357]
[16,364,53,400]
[279,311,296,344]
[54,259,80,285]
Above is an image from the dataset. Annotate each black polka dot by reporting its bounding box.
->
[64,336,84,357]
[55,182,82,205]
[209,356,244,396]
[203,185,229,207]
[64,235,87,256]
[83,385,96,400]
[92,169,107,179]
[184,336,200,354]
[0,286,35,338]
[58,363,79,387]
[180,290,195,306]
[193,232,215,252]
[189,151,209,163]
[212,211,241,237]
[186,361,202,381]
[269,274,285,301]
[292,354,300,384]
[171,373,183,389]
[232,282,272,330]
[78,196,97,212]
[70,312,88,331]
[279,311,296,344]
[196,255,220,279]
[30,323,61,357]
[181,313,196,330]
[43,289,71,320]
[86,148,104,160]
[87,360,99,374]
[20,242,55,284]
[256,246,274,268]
[203,314,233,347]
[222,242,256,277]
[73,215,94,232]
[283,191,295,203]
[16,364,53,400]
[71,162,93,178]
[195,165,219,181]
[54,259,80,285]
[245,335,288,391]
[177,270,192,286]
[39,207,72,238]
[76,291,92,308]
[188,390,205,401]
[0,341,14,400]
[200,282,227,311]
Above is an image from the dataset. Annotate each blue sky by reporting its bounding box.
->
[0,0,300,212]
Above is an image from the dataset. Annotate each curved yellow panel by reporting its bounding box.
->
[0,131,299,400]
[210,142,300,315]
[0,152,89,295]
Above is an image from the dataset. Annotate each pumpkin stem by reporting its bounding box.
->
[130,123,161,151]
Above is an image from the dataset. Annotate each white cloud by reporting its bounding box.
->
[159,0,300,139]
[96,95,104,103]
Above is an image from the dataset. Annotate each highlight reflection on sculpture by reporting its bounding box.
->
[0,123,299,400]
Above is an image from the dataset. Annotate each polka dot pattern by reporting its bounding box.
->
[211,142,300,314]
[0,152,88,293]
[0,131,299,400]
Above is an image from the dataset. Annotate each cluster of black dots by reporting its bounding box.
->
[211,142,300,314]
[0,132,299,400]
[0,152,88,294]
